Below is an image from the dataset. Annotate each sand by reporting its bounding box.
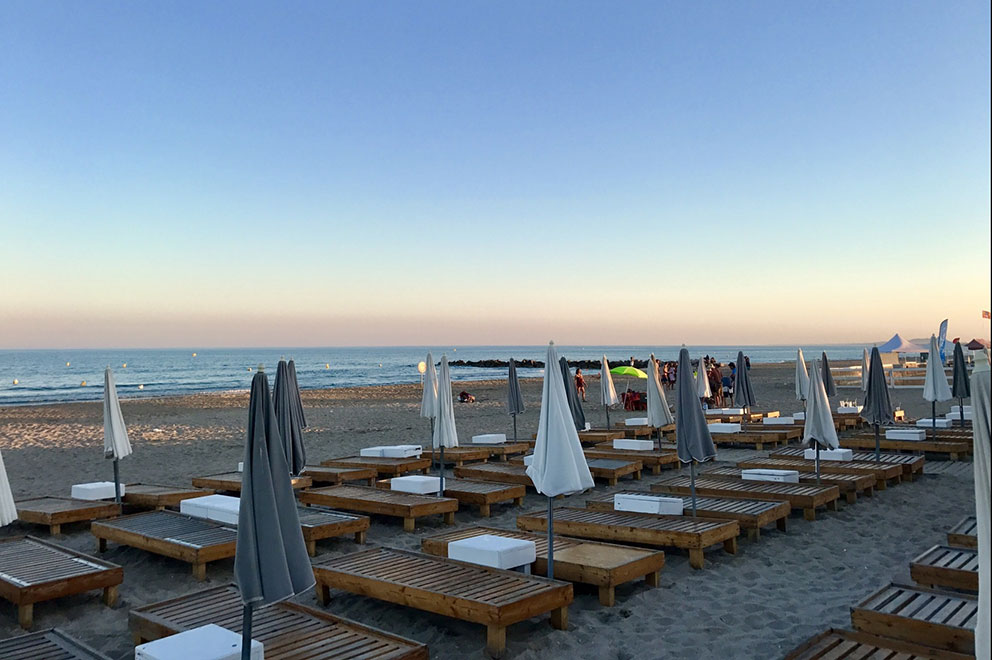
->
[0,362,976,659]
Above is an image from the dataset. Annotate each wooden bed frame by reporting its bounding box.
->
[735,457,902,490]
[851,583,976,654]
[650,476,840,521]
[122,483,214,510]
[909,545,978,592]
[702,466,874,504]
[770,447,924,481]
[784,628,971,660]
[301,464,377,486]
[14,497,119,535]
[947,516,977,549]
[377,478,525,517]
[0,628,112,659]
[190,471,312,492]
[320,455,432,476]
[298,484,457,532]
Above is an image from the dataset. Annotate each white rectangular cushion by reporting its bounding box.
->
[71,482,123,500]
[624,417,649,426]
[705,408,744,415]
[916,418,952,429]
[950,405,972,414]
[448,534,536,569]
[613,439,654,451]
[886,428,926,441]
[742,469,799,483]
[836,405,863,414]
[472,434,506,445]
[359,446,386,457]
[804,448,853,462]
[707,422,741,434]
[135,624,263,660]
[180,494,240,525]
[390,475,441,494]
[945,411,973,421]
[380,445,423,458]
[793,412,806,420]
[762,417,795,425]
[614,493,683,515]
[237,462,243,472]
[522,455,534,466]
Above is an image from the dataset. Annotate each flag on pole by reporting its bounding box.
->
[938,319,948,362]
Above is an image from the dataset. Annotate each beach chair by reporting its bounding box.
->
[122,483,214,510]
[650,475,840,521]
[584,444,680,475]
[851,583,977,653]
[421,525,664,606]
[0,536,122,629]
[320,455,432,476]
[190,471,312,492]
[784,628,971,660]
[509,456,643,486]
[14,497,119,535]
[706,428,800,451]
[584,491,790,541]
[703,466,874,504]
[301,464,377,486]
[516,507,739,569]
[312,547,573,658]
[130,583,429,659]
[457,439,530,461]
[947,516,977,549]
[0,628,112,660]
[426,445,491,466]
[377,478,525,517]
[298,484,457,532]
[770,447,924,481]
[735,457,903,490]
[453,462,535,487]
[840,435,970,461]
[910,545,978,592]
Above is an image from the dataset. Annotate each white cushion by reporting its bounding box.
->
[614,493,683,515]
[705,408,744,415]
[624,417,649,426]
[522,454,534,466]
[836,405,863,414]
[71,482,123,500]
[180,494,240,525]
[742,469,799,483]
[707,422,741,434]
[613,439,653,451]
[762,417,795,425]
[390,475,441,495]
[804,448,853,462]
[237,462,243,472]
[793,412,806,420]
[472,434,506,445]
[380,445,423,458]
[135,624,263,660]
[945,410,973,421]
[886,428,926,441]
[359,446,386,457]
[916,418,952,429]
[448,535,535,569]
[950,405,972,414]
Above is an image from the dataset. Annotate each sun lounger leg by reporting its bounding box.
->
[550,606,568,630]
[949,452,959,461]
[652,465,661,475]
[826,499,839,512]
[103,585,119,607]
[443,512,455,525]
[598,585,615,607]
[354,530,366,544]
[306,540,317,556]
[776,518,788,533]
[645,570,660,587]
[875,479,887,491]
[846,492,857,504]
[480,503,491,517]
[192,562,207,581]
[689,548,704,569]
[486,625,506,658]
[17,603,32,629]
[403,517,416,532]
[607,478,617,486]
[49,524,60,536]
[864,486,874,498]
[133,632,145,645]
[317,582,330,606]
[804,508,816,521]
[723,538,738,555]
[747,528,759,542]
[514,497,524,507]
[97,537,107,553]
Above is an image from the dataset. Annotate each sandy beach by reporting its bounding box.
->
[0,362,976,659]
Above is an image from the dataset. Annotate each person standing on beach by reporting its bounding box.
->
[575,368,587,401]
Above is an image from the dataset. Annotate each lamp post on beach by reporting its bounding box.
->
[418,361,426,385]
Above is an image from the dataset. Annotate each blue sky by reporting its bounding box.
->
[1,2,989,348]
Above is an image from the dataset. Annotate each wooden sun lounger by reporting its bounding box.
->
[584,445,680,475]
[298,484,457,531]
[0,536,122,629]
[706,431,792,451]
[15,497,120,536]
[377,478,525,517]
[584,491,790,541]
[454,462,534,487]
[516,507,739,569]
[509,457,643,486]
[458,440,530,461]
[834,413,868,430]
[841,435,970,461]
[302,464,377,486]
[321,455,432,476]
[92,508,368,578]
[313,547,573,658]
[736,456,902,490]
[130,583,429,659]
[579,429,626,441]
[947,516,977,549]
[610,424,671,440]
[529,430,631,446]
[771,447,924,481]
[421,526,664,607]
[427,446,492,466]
[703,466,874,504]
[122,483,213,510]
[784,628,972,660]
[910,545,978,592]
[0,628,112,660]
[851,583,977,653]
[190,471,312,492]
[650,476,840,521]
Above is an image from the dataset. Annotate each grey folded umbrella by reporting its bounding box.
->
[951,342,971,427]
[288,359,307,429]
[507,358,525,441]
[675,348,717,516]
[273,360,307,475]
[236,369,314,658]
[732,350,755,413]
[860,347,893,462]
[820,352,837,397]
[559,356,586,432]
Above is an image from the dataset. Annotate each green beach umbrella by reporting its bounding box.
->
[610,366,647,379]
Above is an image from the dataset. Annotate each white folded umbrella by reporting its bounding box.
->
[432,354,459,494]
[795,349,810,402]
[420,352,439,421]
[0,449,16,527]
[600,355,620,428]
[695,357,712,399]
[104,367,132,504]
[861,348,871,392]
[646,354,675,430]
[970,351,989,659]
[923,334,952,441]
[804,359,839,483]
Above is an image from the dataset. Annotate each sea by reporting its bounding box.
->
[0,345,868,406]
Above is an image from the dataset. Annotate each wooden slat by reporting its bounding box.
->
[736,457,902,488]
[15,497,120,532]
[453,463,534,487]
[190,472,312,492]
[650,476,839,518]
[123,484,214,509]
[702,466,874,503]
[0,628,112,660]
[301,465,378,486]
[947,516,977,549]
[771,447,925,479]
[298,485,457,531]
[377,478,524,517]
[910,545,978,592]
[320,456,432,476]
[851,583,977,654]
[840,436,970,460]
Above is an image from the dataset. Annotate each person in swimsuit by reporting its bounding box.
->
[575,368,587,401]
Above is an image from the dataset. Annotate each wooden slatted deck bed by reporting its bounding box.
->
[0,628,112,660]
[190,471,312,492]
[584,491,790,541]
[584,445,680,475]
[420,525,664,606]
[771,446,924,481]
[947,516,977,549]
[122,484,214,510]
[426,446,492,466]
[453,463,535,487]
[130,583,429,659]
[840,435,970,461]
[91,508,368,579]
[298,484,457,531]
[784,628,971,660]
[910,545,978,592]
[735,457,902,490]
[456,440,530,461]
[509,457,643,486]
[0,536,122,629]
[301,464,377,486]
[14,497,119,536]
[702,466,874,504]
[516,507,739,570]
[706,430,793,451]
[312,547,573,658]
[320,455,432,476]
[650,476,840,521]
[377,478,525,517]
[851,583,977,653]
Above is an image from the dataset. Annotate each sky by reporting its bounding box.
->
[1,1,989,349]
